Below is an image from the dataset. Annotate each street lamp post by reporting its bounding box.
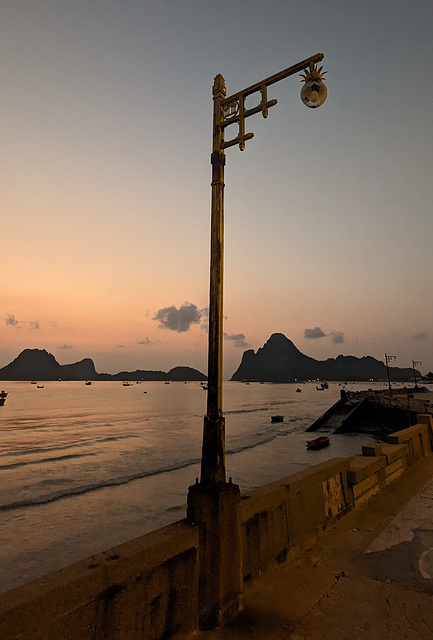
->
[385,353,397,393]
[412,359,422,389]
[188,55,327,628]
[201,53,327,487]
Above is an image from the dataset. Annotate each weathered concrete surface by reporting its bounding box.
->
[0,520,200,640]
[193,453,433,639]
[187,482,242,629]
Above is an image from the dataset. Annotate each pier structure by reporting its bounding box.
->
[307,386,433,435]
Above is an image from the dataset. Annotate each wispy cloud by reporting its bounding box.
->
[58,344,73,349]
[200,307,209,333]
[412,331,427,341]
[224,332,249,348]
[304,326,326,339]
[154,302,202,332]
[29,321,40,330]
[5,313,19,327]
[331,331,344,344]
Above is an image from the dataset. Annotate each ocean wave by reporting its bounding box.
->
[0,428,301,512]
[224,400,298,415]
[165,504,185,513]
[0,434,138,459]
[226,426,297,455]
[0,457,202,512]
[0,452,98,471]
[224,407,270,415]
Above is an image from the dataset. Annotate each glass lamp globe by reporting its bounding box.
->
[300,64,327,108]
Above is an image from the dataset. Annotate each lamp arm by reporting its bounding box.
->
[217,53,324,151]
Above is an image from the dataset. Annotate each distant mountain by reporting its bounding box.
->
[0,349,78,381]
[62,358,99,380]
[231,333,419,383]
[0,349,207,382]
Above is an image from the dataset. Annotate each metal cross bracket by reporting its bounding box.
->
[214,52,324,153]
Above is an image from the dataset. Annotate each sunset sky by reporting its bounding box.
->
[2,1,433,377]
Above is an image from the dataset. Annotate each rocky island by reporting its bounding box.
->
[0,349,207,382]
[231,333,419,383]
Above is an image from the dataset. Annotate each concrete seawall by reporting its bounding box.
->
[1,414,432,640]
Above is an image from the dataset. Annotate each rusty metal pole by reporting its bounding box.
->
[200,74,227,487]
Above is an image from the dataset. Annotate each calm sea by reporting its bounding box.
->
[0,380,380,593]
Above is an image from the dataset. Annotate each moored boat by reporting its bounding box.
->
[271,415,284,423]
[306,435,330,450]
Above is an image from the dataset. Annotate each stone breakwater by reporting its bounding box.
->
[1,414,432,640]
[347,386,433,415]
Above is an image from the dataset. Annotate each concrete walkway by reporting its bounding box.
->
[195,454,433,640]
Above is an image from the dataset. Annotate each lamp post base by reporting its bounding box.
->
[187,480,242,629]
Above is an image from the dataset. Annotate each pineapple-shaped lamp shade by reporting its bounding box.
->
[300,64,327,108]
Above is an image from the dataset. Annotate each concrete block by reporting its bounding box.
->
[418,414,433,452]
[281,458,350,495]
[418,414,433,430]
[362,443,408,465]
[348,455,386,484]
[384,458,405,485]
[187,482,242,629]
[241,500,289,585]
[322,473,346,518]
[387,423,426,444]
[376,444,408,465]
[387,423,429,463]
[283,459,352,552]
[239,484,286,523]
[0,521,200,640]
[352,474,380,506]
[361,444,381,457]
[240,481,291,585]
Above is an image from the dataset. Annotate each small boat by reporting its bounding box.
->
[0,390,7,398]
[0,398,5,406]
[271,415,284,423]
[306,436,330,450]
[316,381,329,391]
[37,385,44,389]
[85,381,92,386]
[123,382,133,387]
[31,381,36,385]
[296,388,302,393]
